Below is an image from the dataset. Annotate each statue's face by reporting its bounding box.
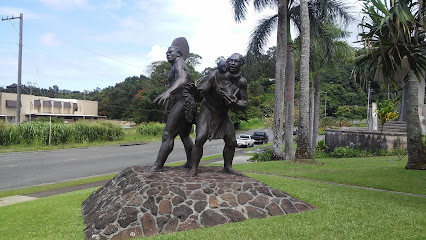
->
[227,54,243,74]
[166,47,179,62]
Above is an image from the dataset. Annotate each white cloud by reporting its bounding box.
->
[148,45,167,62]
[169,0,277,71]
[119,17,145,31]
[39,0,89,10]
[40,32,62,47]
[103,0,124,10]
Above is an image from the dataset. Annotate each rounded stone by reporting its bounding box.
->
[200,210,227,227]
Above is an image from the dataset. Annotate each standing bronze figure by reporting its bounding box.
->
[188,53,248,177]
[147,37,195,172]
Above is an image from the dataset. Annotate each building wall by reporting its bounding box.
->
[0,92,100,123]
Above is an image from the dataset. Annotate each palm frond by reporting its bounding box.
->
[248,14,279,54]
[231,0,251,22]
[253,0,277,11]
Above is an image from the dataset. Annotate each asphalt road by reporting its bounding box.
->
[0,129,273,191]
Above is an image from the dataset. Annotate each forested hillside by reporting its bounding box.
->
[1,48,391,125]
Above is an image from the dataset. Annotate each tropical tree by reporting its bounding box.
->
[310,24,354,150]
[231,0,288,160]
[294,0,311,159]
[241,0,353,159]
[356,0,426,169]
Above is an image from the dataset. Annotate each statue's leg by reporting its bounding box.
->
[147,102,184,172]
[188,106,210,177]
[179,122,194,168]
[222,118,242,176]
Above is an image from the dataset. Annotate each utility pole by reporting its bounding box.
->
[2,13,23,123]
[27,82,33,121]
[83,90,88,120]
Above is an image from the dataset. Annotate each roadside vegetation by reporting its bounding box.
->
[0,157,424,239]
[0,121,163,153]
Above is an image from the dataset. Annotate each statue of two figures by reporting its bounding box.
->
[147,37,248,177]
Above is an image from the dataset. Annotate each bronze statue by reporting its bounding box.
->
[147,37,195,172]
[187,53,248,177]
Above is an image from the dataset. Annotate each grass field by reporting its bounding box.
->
[0,157,424,240]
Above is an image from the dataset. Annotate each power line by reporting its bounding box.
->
[7,19,19,35]
[22,20,145,71]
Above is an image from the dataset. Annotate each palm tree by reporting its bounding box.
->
[310,24,354,150]
[231,0,288,160]
[356,0,426,169]
[244,0,353,159]
[294,0,312,159]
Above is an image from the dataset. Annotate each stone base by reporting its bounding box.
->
[82,166,315,240]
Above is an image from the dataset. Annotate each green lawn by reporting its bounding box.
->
[0,174,117,198]
[0,157,425,239]
[233,156,426,195]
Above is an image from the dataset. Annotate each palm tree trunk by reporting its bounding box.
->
[312,74,320,150]
[405,72,426,170]
[272,0,287,160]
[295,0,312,159]
[309,80,314,148]
[284,44,295,160]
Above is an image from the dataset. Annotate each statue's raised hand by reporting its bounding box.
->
[153,91,170,105]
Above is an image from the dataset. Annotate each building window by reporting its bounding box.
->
[34,99,41,107]
[54,101,62,107]
[43,100,52,107]
[6,100,21,108]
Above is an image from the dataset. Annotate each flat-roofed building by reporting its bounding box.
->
[0,92,106,123]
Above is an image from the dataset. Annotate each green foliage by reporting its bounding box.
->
[251,148,273,162]
[329,145,406,158]
[376,99,399,132]
[32,117,65,123]
[330,146,368,158]
[136,122,165,136]
[356,0,426,83]
[237,118,265,130]
[320,116,350,130]
[335,105,367,120]
[0,121,123,146]
[315,139,328,152]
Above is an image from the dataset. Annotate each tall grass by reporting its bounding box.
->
[136,122,165,136]
[0,120,124,146]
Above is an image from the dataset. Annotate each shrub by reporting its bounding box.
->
[315,139,328,152]
[238,118,265,130]
[137,122,165,136]
[251,148,273,162]
[330,146,367,158]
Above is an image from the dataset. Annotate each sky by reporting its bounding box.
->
[0,0,363,92]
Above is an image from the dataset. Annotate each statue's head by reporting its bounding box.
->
[166,46,182,63]
[226,53,244,74]
[217,60,228,74]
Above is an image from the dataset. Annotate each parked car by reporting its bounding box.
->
[251,132,269,144]
[283,127,298,137]
[237,134,255,148]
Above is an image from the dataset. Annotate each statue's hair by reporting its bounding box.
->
[170,46,183,57]
[227,53,244,65]
[217,60,228,74]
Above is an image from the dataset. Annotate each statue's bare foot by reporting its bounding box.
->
[187,168,198,177]
[223,167,244,176]
[179,162,192,169]
[145,165,163,173]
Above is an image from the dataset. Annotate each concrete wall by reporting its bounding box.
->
[325,129,407,152]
